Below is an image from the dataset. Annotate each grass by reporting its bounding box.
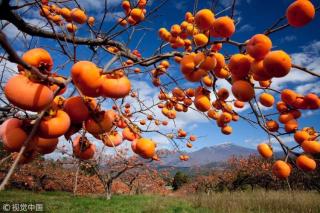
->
[188,190,320,213]
[0,190,205,213]
[0,190,319,213]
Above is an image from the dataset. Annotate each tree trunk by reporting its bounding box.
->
[105,180,112,200]
[73,165,80,196]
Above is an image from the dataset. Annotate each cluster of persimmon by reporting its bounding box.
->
[119,0,147,27]
[257,89,320,178]
[257,125,319,179]
[107,48,142,63]
[212,87,240,135]
[132,49,142,58]
[39,0,95,33]
[158,86,195,120]
[250,17,319,180]
[178,130,197,149]
[278,90,319,131]
[156,11,238,134]
[1,0,319,167]
[163,0,315,49]
[165,129,196,161]
[71,61,131,98]
[1,48,158,163]
[261,91,319,136]
[154,2,319,170]
[149,60,171,86]
[179,154,190,161]
[138,113,168,127]
[159,9,235,50]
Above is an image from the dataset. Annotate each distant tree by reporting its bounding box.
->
[79,162,96,176]
[180,155,320,194]
[172,171,189,190]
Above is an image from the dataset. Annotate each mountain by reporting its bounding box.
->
[158,143,258,167]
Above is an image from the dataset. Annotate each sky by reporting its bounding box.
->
[0,0,320,159]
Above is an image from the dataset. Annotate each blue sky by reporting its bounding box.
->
[1,0,320,157]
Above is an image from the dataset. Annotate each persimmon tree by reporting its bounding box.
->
[90,149,145,199]
[178,156,272,194]
[0,0,319,194]
[120,164,169,195]
[179,155,320,194]
[223,155,275,191]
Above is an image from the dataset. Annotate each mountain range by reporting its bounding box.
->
[157,142,258,167]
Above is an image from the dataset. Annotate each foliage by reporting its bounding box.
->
[172,171,189,190]
[178,155,320,194]
[0,142,7,159]
[0,156,169,196]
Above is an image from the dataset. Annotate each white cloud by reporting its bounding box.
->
[25,18,47,27]
[237,24,254,33]
[1,15,58,44]
[1,21,29,43]
[0,60,18,103]
[245,135,294,151]
[171,107,209,128]
[131,80,158,99]
[295,82,320,95]
[280,35,297,43]
[302,110,319,118]
[0,60,18,84]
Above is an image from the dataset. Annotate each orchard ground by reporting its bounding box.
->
[0,190,319,213]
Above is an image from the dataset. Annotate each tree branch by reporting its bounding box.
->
[292,64,320,78]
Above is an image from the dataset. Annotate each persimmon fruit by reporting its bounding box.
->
[5,75,53,112]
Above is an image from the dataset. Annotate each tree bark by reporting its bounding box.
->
[105,180,112,200]
[73,165,80,196]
